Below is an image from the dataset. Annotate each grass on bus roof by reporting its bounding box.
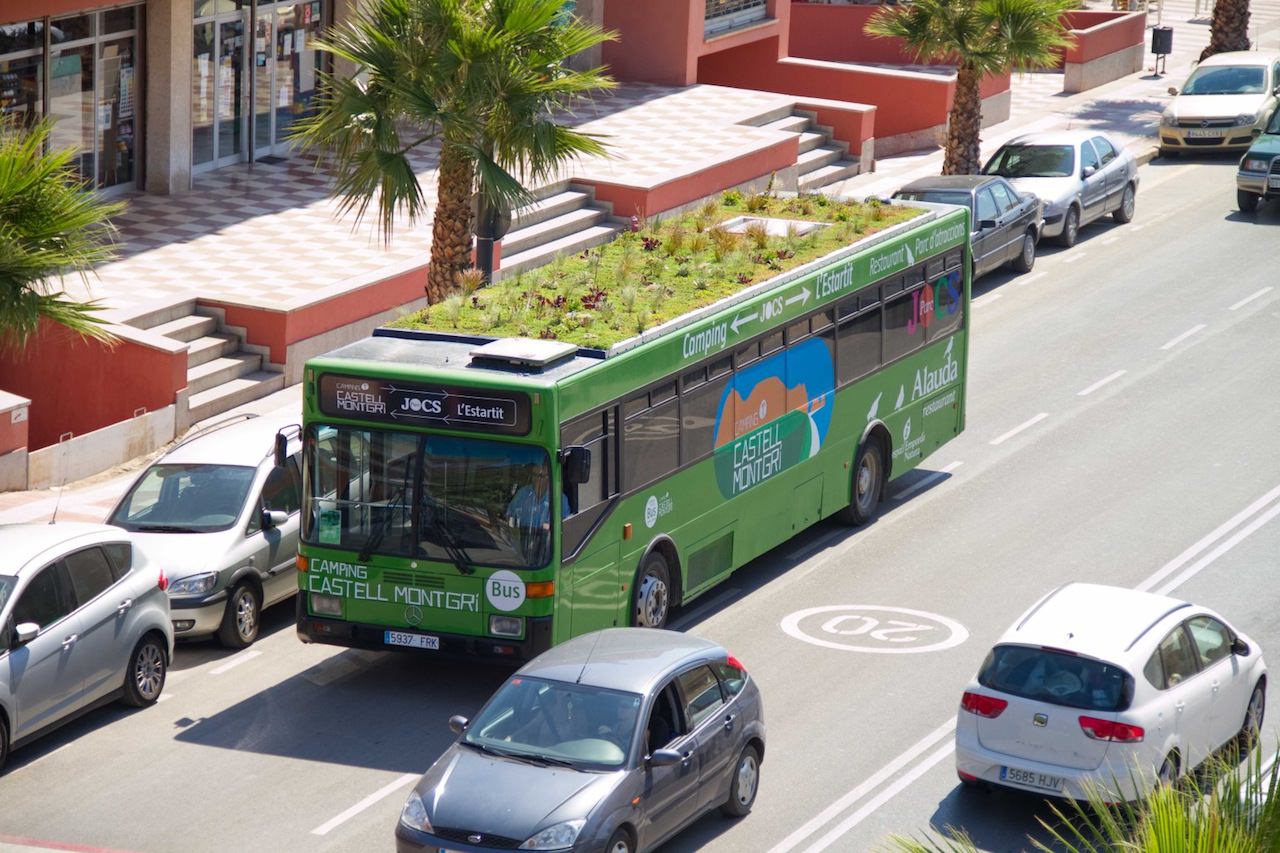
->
[391,189,922,350]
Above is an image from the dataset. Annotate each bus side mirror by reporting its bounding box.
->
[274,431,289,468]
[562,446,592,485]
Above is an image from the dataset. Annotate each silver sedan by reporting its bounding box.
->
[983,130,1139,248]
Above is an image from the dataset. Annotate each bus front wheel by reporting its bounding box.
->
[837,438,884,527]
[633,552,672,629]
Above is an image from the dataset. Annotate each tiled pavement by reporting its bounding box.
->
[76,83,794,321]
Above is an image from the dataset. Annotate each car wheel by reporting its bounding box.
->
[1238,189,1261,214]
[218,582,261,649]
[1157,752,1179,789]
[604,828,633,853]
[632,552,671,629]
[1113,183,1136,223]
[122,634,167,707]
[721,744,761,817]
[1010,229,1036,273]
[837,438,884,526]
[1239,680,1266,752]
[1056,206,1080,248]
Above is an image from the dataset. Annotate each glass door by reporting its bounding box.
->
[193,10,247,171]
[252,11,272,157]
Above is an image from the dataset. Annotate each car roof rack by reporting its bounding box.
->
[172,412,259,451]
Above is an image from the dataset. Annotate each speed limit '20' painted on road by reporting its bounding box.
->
[780,605,969,653]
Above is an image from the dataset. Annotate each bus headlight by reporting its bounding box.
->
[489,615,524,637]
[311,593,342,616]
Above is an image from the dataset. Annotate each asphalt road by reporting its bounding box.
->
[1,157,1277,853]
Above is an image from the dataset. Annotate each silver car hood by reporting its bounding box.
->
[1168,93,1270,120]
[1004,176,1079,209]
[128,529,236,579]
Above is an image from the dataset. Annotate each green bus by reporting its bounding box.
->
[296,205,970,660]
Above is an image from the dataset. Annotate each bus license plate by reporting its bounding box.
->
[1186,128,1223,138]
[385,630,440,650]
[1000,766,1063,791]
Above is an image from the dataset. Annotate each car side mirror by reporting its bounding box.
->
[978,219,998,231]
[13,622,39,648]
[1082,165,1097,178]
[561,446,592,486]
[262,509,288,530]
[273,431,289,468]
[448,715,469,735]
[1167,86,1178,96]
[647,748,684,767]
[1231,637,1250,656]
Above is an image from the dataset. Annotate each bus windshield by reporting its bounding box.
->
[303,426,558,569]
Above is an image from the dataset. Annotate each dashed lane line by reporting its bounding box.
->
[1159,323,1206,351]
[1061,251,1088,264]
[208,650,262,676]
[972,292,1003,308]
[989,413,1049,446]
[1229,287,1273,311]
[1078,370,1127,397]
[311,773,420,836]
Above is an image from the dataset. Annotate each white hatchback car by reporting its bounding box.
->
[955,583,1266,802]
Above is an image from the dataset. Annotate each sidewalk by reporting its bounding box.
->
[828,0,1280,201]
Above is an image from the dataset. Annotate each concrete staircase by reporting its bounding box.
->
[757,111,862,192]
[127,303,285,424]
[496,185,623,280]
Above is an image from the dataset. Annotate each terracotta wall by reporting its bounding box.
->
[0,320,186,450]
[1062,10,1146,64]
[789,2,918,66]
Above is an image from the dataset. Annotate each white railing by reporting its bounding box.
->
[704,0,768,36]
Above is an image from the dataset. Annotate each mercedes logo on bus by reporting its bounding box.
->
[405,605,424,626]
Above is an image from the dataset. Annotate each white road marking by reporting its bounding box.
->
[1061,252,1088,263]
[1138,162,1195,192]
[767,719,957,853]
[311,773,420,836]
[893,461,964,501]
[1078,370,1127,397]
[1099,235,1121,246]
[1154,501,1280,597]
[787,529,845,562]
[804,741,957,852]
[1229,287,1273,311]
[1159,323,1206,351]
[989,413,1049,446]
[1130,222,1147,231]
[208,650,262,676]
[1014,272,1046,287]
[781,605,968,655]
[972,292,1003,308]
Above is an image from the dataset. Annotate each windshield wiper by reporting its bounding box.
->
[464,741,563,767]
[421,494,476,576]
[357,485,407,562]
[129,524,202,533]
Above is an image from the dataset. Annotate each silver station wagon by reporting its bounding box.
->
[0,523,173,771]
[396,628,766,853]
[108,413,303,648]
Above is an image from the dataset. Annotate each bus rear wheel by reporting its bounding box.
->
[837,438,884,526]
[633,552,672,629]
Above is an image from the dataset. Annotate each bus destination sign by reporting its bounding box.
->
[318,374,531,436]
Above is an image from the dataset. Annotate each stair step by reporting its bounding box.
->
[797,146,845,175]
[187,352,262,395]
[120,300,198,332]
[151,314,217,342]
[496,224,623,280]
[799,159,862,192]
[186,333,240,368]
[760,115,812,134]
[187,371,287,424]
[511,190,593,230]
[502,206,608,256]
[797,131,828,154]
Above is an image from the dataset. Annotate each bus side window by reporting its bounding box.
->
[883,285,927,362]
[837,302,881,385]
[624,398,679,492]
[561,408,619,558]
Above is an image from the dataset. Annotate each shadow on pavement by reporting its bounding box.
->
[924,783,1067,851]
[168,597,299,672]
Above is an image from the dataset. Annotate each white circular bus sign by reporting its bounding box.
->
[486,570,526,612]
[780,604,968,654]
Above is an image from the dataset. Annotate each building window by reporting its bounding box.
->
[704,0,767,36]
[0,20,45,127]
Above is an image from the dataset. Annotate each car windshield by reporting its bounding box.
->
[978,645,1134,712]
[0,576,14,612]
[894,190,972,210]
[110,463,257,532]
[464,677,643,769]
[303,425,557,570]
[1181,65,1267,95]
[984,144,1076,178]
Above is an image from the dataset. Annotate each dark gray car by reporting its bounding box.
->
[893,174,1042,280]
[395,629,765,853]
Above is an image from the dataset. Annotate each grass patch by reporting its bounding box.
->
[392,192,921,349]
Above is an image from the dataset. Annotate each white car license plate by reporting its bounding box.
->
[385,630,440,650]
[1269,176,1280,189]
[1000,766,1064,791]
[1186,128,1223,138]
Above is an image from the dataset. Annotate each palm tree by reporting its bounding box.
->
[1201,0,1252,61]
[292,0,615,302]
[865,0,1075,176]
[0,118,122,351]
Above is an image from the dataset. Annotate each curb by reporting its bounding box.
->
[1134,145,1160,167]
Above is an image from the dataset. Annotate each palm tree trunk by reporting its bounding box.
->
[1201,0,1251,61]
[427,142,476,303]
[943,64,984,176]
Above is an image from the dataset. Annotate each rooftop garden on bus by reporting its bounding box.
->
[392,190,922,349]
